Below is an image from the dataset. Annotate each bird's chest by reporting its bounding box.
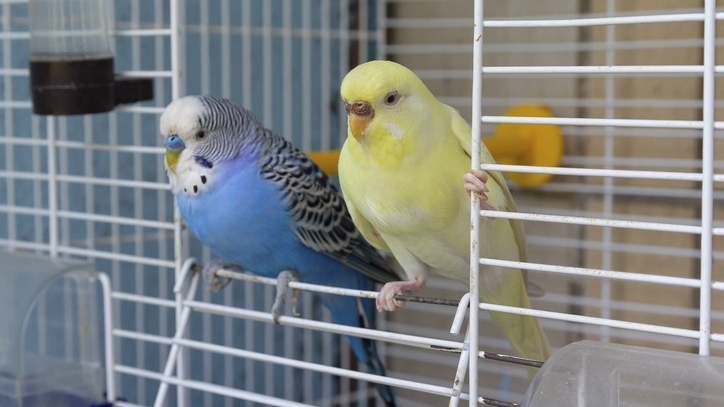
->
[173,157,294,269]
[352,162,466,235]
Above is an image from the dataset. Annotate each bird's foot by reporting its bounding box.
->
[271,270,301,323]
[376,278,427,312]
[202,259,243,292]
[463,169,497,212]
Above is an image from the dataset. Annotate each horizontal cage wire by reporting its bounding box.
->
[0,0,721,407]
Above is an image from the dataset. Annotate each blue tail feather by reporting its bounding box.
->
[320,292,397,407]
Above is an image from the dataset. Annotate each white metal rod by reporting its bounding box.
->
[480,209,701,234]
[448,329,470,407]
[111,291,176,308]
[540,292,724,321]
[220,0,231,100]
[57,246,175,268]
[478,258,701,287]
[175,337,455,397]
[532,182,717,200]
[698,0,715,356]
[54,140,164,154]
[0,172,171,191]
[450,293,471,335]
[483,13,704,28]
[260,2,274,397]
[114,105,166,114]
[483,115,703,129]
[98,273,116,402]
[179,23,394,41]
[199,0,210,94]
[412,67,724,80]
[562,156,716,170]
[114,328,173,345]
[484,65,703,75]
[57,175,170,190]
[173,257,198,293]
[215,269,381,298]
[47,116,57,257]
[358,0,370,62]
[377,0,387,59]
[0,204,48,216]
[385,17,477,29]
[169,2,184,400]
[170,0,180,99]
[55,210,174,229]
[469,1,484,406]
[114,402,147,407]
[113,323,466,399]
[0,68,27,76]
[116,70,173,78]
[119,364,315,407]
[0,31,28,39]
[476,302,699,339]
[480,96,713,110]
[526,235,724,262]
[0,239,48,251]
[0,100,31,108]
[184,300,464,352]
[480,163,708,181]
[387,38,720,56]
[301,0,312,151]
[153,272,200,407]
[241,0,251,109]
[113,28,173,37]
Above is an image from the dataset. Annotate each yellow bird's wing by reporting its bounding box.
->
[344,197,392,253]
[449,106,528,264]
[338,142,391,253]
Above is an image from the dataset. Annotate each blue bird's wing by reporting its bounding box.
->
[258,136,399,284]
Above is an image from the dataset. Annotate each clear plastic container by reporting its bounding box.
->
[29,0,112,61]
[523,340,724,407]
[0,251,104,407]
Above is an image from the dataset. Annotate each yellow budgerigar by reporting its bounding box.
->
[337,60,551,362]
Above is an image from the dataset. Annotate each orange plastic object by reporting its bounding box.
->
[483,104,563,188]
[306,150,341,176]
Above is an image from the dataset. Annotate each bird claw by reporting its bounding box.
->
[464,169,498,212]
[202,259,243,292]
[271,270,301,323]
[376,278,427,312]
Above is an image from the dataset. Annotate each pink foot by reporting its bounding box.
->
[376,278,426,312]
[463,169,496,211]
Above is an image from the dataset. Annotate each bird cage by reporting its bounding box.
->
[0,0,721,406]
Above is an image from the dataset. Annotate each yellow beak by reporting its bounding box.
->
[344,100,374,141]
[165,150,181,174]
[348,113,372,141]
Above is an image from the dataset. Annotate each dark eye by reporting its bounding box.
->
[384,91,399,105]
[195,131,206,140]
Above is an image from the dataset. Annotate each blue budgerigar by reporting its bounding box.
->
[160,95,399,406]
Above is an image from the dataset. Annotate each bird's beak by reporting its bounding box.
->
[164,135,185,174]
[344,100,374,141]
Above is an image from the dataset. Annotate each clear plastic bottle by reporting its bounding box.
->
[28,0,115,114]
[29,0,113,61]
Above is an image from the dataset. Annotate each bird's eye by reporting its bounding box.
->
[195,131,206,140]
[384,91,399,105]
